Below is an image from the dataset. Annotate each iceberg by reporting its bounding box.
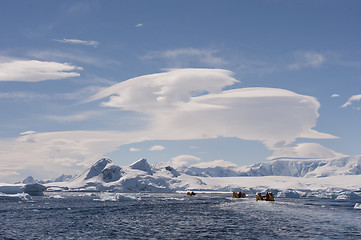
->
[0,184,23,194]
[0,193,32,201]
[95,192,139,202]
[336,191,360,200]
[276,189,300,198]
[22,183,47,196]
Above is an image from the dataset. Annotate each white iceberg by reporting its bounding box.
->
[336,191,360,200]
[0,193,32,201]
[95,192,139,202]
[276,189,300,198]
[0,183,23,194]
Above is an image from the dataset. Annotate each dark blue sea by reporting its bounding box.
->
[1,192,361,239]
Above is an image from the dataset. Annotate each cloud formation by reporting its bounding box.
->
[169,155,201,168]
[54,38,99,47]
[0,68,338,182]
[270,143,347,160]
[0,130,146,182]
[289,52,325,70]
[90,68,335,149]
[0,59,82,82]
[341,94,361,108]
[140,48,227,67]
[148,145,165,151]
[129,147,141,152]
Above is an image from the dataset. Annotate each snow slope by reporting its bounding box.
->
[59,158,173,192]
[176,156,361,178]
[3,155,361,197]
[238,156,361,177]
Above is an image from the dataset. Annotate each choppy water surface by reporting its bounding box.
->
[1,192,361,239]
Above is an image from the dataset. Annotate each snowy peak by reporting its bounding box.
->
[241,155,361,177]
[85,158,112,180]
[22,176,36,184]
[102,165,123,182]
[129,158,153,175]
[54,174,73,182]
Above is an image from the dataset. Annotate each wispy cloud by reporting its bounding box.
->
[341,94,361,108]
[135,23,143,27]
[288,51,325,70]
[54,38,99,47]
[0,59,82,82]
[27,49,120,68]
[46,111,103,122]
[0,91,48,100]
[331,94,340,98]
[140,48,227,67]
[148,145,165,151]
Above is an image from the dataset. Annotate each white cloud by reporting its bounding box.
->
[20,131,37,135]
[341,94,361,108]
[0,59,82,82]
[129,147,141,152]
[192,160,237,168]
[148,145,165,151]
[170,155,201,168]
[288,52,325,70]
[140,48,227,67]
[0,68,338,182]
[331,94,340,98]
[270,143,347,160]
[89,68,336,149]
[136,23,143,27]
[0,130,149,182]
[54,38,99,47]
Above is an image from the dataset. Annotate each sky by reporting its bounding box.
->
[1,0,361,182]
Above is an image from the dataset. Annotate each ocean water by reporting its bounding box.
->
[1,192,361,239]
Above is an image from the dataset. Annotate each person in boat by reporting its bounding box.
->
[256,192,263,201]
[265,192,270,201]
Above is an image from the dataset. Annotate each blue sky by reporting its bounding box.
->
[1,0,361,182]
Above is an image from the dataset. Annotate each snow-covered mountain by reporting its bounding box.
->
[237,155,361,177]
[2,156,361,196]
[47,155,361,192]
[176,156,361,178]
[62,158,174,192]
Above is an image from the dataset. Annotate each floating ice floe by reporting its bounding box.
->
[46,194,64,199]
[0,193,32,201]
[95,192,139,202]
[276,189,300,198]
[336,191,360,200]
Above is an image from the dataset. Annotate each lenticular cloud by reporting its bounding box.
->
[89,68,336,149]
